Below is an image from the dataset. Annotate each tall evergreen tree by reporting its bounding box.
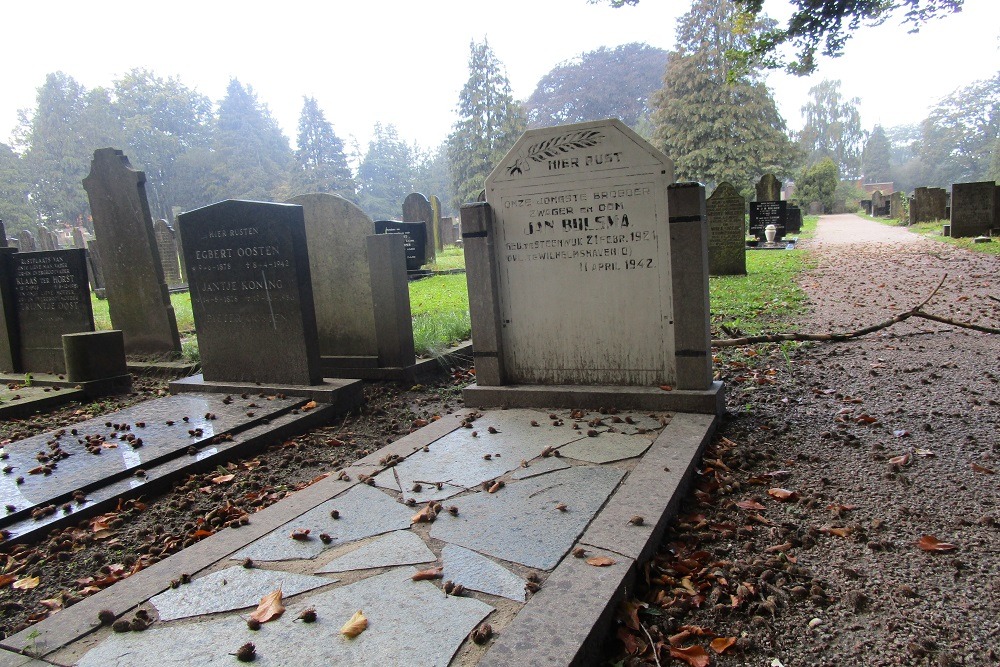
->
[797,79,865,179]
[861,125,892,183]
[111,69,213,218]
[210,78,293,202]
[650,0,797,195]
[0,143,36,232]
[413,142,456,217]
[293,96,356,199]
[356,122,415,220]
[447,39,526,207]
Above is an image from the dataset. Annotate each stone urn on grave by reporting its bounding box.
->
[764,224,777,243]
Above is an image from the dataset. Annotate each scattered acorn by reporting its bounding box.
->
[247,617,261,631]
[628,515,645,526]
[298,607,317,623]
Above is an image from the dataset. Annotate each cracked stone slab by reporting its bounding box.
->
[373,408,587,502]
[315,530,435,573]
[150,566,333,621]
[442,544,526,602]
[510,456,570,480]
[560,410,667,436]
[77,568,493,667]
[558,432,655,464]
[431,465,625,570]
[232,484,413,562]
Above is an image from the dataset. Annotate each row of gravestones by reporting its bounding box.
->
[862,181,998,238]
[705,175,803,276]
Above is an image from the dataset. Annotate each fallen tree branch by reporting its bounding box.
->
[712,274,1000,347]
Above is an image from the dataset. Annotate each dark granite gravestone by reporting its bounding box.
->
[153,219,183,287]
[949,181,997,237]
[0,221,6,248]
[911,187,947,223]
[706,182,746,275]
[402,192,435,264]
[177,199,322,385]
[749,201,787,241]
[0,248,18,371]
[861,199,872,215]
[871,191,890,217]
[11,250,94,373]
[755,174,781,202]
[18,230,37,252]
[374,221,427,272]
[82,148,181,355]
[786,205,802,234]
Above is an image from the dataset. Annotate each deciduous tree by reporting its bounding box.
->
[797,79,865,179]
[794,157,839,212]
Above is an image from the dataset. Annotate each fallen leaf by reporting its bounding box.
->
[211,474,235,484]
[893,429,910,438]
[659,385,674,392]
[249,588,284,623]
[0,574,16,587]
[767,488,798,502]
[888,453,911,466]
[411,504,437,524]
[301,400,318,411]
[411,566,443,581]
[914,449,935,457]
[340,610,367,638]
[39,597,63,611]
[616,626,646,655]
[669,644,711,667]
[971,463,996,474]
[711,637,737,654]
[289,528,311,541]
[856,414,879,424]
[916,535,958,552]
[819,525,853,538]
[586,556,616,567]
[619,599,644,632]
[736,500,766,511]
[13,576,40,590]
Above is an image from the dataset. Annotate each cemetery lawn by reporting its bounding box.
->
[91,293,195,333]
[908,220,1000,255]
[425,246,466,271]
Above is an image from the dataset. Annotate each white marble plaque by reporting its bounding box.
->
[485,120,675,386]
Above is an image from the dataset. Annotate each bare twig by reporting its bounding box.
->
[712,274,999,347]
[639,621,662,667]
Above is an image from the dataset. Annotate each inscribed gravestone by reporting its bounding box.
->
[0,249,17,370]
[706,182,746,275]
[402,192,435,264]
[786,205,802,234]
[286,193,377,358]
[950,181,997,237]
[479,119,706,387]
[889,191,903,220]
[439,216,455,246]
[0,221,5,248]
[178,199,322,385]
[755,174,781,202]
[374,221,427,272]
[18,230,37,252]
[82,148,180,355]
[429,194,443,251]
[912,187,947,223]
[749,201,787,240]
[153,219,183,286]
[12,250,94,372]
[37,225,53,251]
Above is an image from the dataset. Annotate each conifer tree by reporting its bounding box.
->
[861,125,891,183]
[356,122,415,220]
[447,39,526,207]
[293,96,356,199]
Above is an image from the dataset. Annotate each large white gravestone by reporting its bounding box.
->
[462,120,721,413]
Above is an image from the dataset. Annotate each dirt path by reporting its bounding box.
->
[611,214,999,667]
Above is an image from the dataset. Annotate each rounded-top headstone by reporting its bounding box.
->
[755,174,781,202]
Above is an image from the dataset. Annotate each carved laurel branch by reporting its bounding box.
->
[506,130,605,176]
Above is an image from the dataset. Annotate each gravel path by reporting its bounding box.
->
[610,214,999,667]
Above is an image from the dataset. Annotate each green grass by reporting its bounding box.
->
[425,246,466,271]
[92,292,195,333]
[908,220,1000,255]
[408,273,472,356]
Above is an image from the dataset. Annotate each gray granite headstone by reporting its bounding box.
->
[871,191,889,217]
[912,187,947,223]
[429,194,443,251]
[178,199,323,385]
[402,192,435,264]
[153,219,183,287]
[37,224,54,251]
[755,174,781,202]
[950,181,997,237]
[18,230,36,252]
[706,181,746,275]
[11,250,94,372]
[82,148,181,355]
[889,191,903,220]
[439,216,455,246]
[286,193,377,358]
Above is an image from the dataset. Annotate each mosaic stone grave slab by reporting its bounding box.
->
[558,431,655,464]
[0,393,298,529]
[232,484,414,562]
[315,530,435,573]
[151,566,332,621]
[431,465,625,570]
[509,456,570,480]
[442,544,526,602]
[78,568,493,667]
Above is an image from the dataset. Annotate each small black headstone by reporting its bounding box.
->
[11,250,94,373]
[749,201,787,240]
[786,205,802,234]
[374,221,427,272]
[178,200,322,386]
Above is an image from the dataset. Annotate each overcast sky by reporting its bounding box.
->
[3,0,998,154]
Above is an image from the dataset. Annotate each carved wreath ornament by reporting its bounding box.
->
[505,130,605,176]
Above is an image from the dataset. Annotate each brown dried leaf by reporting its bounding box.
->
[411,566,443,581]
[301,400,318,411]
[249,588,284,623]
[211,474,235,484]
[616,626,646,656]
[669,644,711,667]
[736,499,766,511]
[767,488,798,502]
[411,504,437,524]
[340,609,368,638]
[13,576,40,590]
[916,535,958,552]
[888,453,911,466]
[0,574,16,587]
[971,463,996,474]
[819,525,854,538]
[586,556,615,567]
[710,637,737,654]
